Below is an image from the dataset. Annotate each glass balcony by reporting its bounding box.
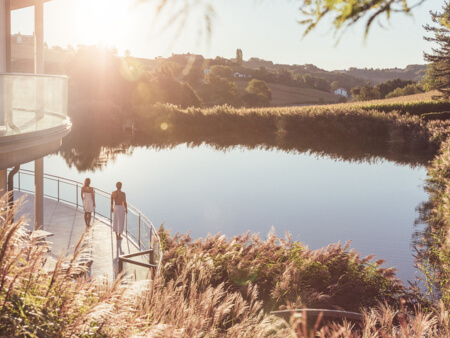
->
[0,73,69,136]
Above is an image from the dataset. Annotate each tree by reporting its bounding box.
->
[236,49,243,66]
[208,65,233,81]
[302,74,315,87]
[376,78,415,98]
[421,64,440,92]
[330,81,341,92]
[385,84,422,98]
[424,2,450,99]
[314,77,331,92]
[351,82,381,101]
[243,79,271,106]
[276,68,292,82]
[203,68,238,105]
[246,79,271,100]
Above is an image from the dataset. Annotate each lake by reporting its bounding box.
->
[22,143,428,283]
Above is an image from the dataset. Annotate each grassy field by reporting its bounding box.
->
[262,90,450,117]
[235,79,342,106]
[268,90,438,111]
[335,90,438,107]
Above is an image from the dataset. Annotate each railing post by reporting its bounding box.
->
[150,250,154,265]
[138,215,141,249]
[57,178,60,202]
[118,258,123,273]
[93,188,95,220]
[76,183,78,208]
[150,226,152,252]
[18,171,21,191]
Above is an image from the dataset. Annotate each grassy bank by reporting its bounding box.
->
[414,134,450,308]
[62,99,441,171]
[132,103,437,165]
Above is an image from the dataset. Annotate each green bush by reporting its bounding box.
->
[160,228,405,313]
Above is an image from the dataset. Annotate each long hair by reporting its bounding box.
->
[84,178,91,187]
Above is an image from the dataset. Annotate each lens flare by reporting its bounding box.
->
[160,122,168,130]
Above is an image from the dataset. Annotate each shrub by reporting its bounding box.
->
[159,228,405,313]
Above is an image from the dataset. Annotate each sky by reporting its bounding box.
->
[10,0,444,71]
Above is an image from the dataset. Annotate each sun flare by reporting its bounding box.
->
[74,0,132,47]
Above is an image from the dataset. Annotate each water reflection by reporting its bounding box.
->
[59,127,434,172]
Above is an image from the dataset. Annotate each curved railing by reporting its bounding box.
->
[0,73,69,136]
[10,168,162,272]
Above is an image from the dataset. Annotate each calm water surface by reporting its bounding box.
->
[27,144,428,283]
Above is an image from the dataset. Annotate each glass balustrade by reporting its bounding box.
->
[0,73,69,136]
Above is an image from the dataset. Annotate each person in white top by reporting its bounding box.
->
[81,178,95,227]
[111,181,128,240]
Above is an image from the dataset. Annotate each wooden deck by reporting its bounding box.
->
[15,191,152,280]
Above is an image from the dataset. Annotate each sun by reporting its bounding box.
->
[74,0,132,47]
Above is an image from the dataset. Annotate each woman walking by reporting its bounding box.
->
[81,178,95,227]
[111,181,127,240]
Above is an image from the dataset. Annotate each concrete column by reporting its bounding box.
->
[5,0,10,73]
[0,169,7,197]
[0,0,6,72]
[34,0,45,230]
[0,0,6,128]
[34,0,44,74]
[35,0,44,120]
[34,158,43,230]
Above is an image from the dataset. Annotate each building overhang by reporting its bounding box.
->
[0,122,71,170]
[11,0,52,11]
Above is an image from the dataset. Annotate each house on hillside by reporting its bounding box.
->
[11,32,34,46]
[204,68,210,75]
[333,88,348,97]
[233,72,251,79]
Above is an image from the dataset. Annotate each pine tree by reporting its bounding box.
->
[424,1,450,99]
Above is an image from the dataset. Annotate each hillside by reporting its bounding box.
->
[339,90,437,106]
[234,80,342,106]
[11,45,429,107]
[286,90,440,112]
[342,64,427,84]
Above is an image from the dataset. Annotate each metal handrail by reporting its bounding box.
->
[0,72,68,79]
[10,168,162,271]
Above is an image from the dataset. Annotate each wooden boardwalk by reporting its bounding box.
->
[15,191,151,280]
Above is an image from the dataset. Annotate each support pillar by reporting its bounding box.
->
[34,0,44,74]
[34,0,45,230]
[34,158,43,230]
[0,0,7,129]
[0,170,7,196]
[0,0,6,72]
[5,0,10,73]
[34,0,44,119]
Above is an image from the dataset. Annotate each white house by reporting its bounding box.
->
[333,88,348,97]
[11,32,34,45]
[203,68,210,74]
[233,72,251,78]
